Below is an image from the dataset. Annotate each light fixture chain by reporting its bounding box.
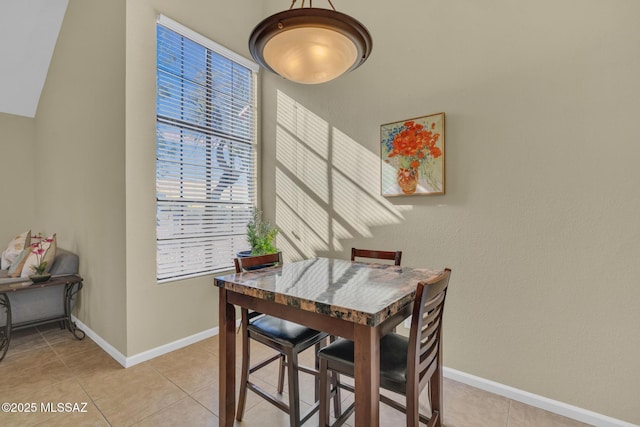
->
[289,0,337,10]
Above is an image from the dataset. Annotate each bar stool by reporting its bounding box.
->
[318,269,451,427]
[351,247,402,266]
[235,252,330,427]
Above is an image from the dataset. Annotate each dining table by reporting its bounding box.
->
[215,257,443,427]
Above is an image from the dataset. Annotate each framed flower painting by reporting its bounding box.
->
[380,112,445,196]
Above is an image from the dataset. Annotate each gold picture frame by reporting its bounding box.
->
[380,112,445,196]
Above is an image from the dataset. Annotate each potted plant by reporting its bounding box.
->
[29,233,54,282]
[238,208,279,258]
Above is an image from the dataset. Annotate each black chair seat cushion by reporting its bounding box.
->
[248,315,327,348]
[317,333,409,394]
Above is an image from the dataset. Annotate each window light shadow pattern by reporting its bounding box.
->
[275,91,411,260]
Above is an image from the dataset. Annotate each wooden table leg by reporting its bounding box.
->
[354,323,380,427]
[219,288,236,427]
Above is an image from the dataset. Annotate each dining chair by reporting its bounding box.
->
[234,252,331,427]
[317,268,451,427]
[351,247,403,266]
[327,246,403,416]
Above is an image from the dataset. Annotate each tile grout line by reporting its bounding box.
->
[41,325,113,427]
[505,398,512,427]
[142,360,219,421]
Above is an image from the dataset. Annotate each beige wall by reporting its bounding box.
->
[0,113,36,243]
[34,0,128,352]
[124,0,261,355]
[25,0,261,357]
[260,0,640,424]
[19,0,262,357]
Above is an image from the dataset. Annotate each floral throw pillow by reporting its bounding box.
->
[9,247,32,277]
[1,230,31,270]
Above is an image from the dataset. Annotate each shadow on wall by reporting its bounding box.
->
[274,90,413,261]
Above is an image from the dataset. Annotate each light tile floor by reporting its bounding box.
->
[0,324,593,427]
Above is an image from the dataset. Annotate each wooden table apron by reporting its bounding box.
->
[215,258,440,427]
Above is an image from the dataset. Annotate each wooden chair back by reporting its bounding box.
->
[351,248,402,266]
[407,268,451,401]
[234,252,282,273]
[234,252,283,322]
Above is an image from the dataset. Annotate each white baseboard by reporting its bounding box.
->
[71,316,129,367]
[71,316,229,368]
[124,327,220,368]
[443,367,638,427]
[71,317,636,427]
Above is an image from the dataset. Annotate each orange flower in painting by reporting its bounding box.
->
[389,121,441,162]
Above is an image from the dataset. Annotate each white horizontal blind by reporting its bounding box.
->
[156,18,257,282]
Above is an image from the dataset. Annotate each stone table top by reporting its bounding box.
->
[215,258,442,326]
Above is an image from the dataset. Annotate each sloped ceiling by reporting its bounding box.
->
[0,0,68,118]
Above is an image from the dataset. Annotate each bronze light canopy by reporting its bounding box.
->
[248,4,372,84]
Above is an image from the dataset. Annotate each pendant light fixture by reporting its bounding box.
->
[248,0,372,84]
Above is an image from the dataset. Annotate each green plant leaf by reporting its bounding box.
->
[246,208,279,255]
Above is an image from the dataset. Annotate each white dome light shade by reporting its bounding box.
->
[263,27,358,84]
[249,8,372,84]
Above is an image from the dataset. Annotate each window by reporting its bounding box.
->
[156,16,258,282]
